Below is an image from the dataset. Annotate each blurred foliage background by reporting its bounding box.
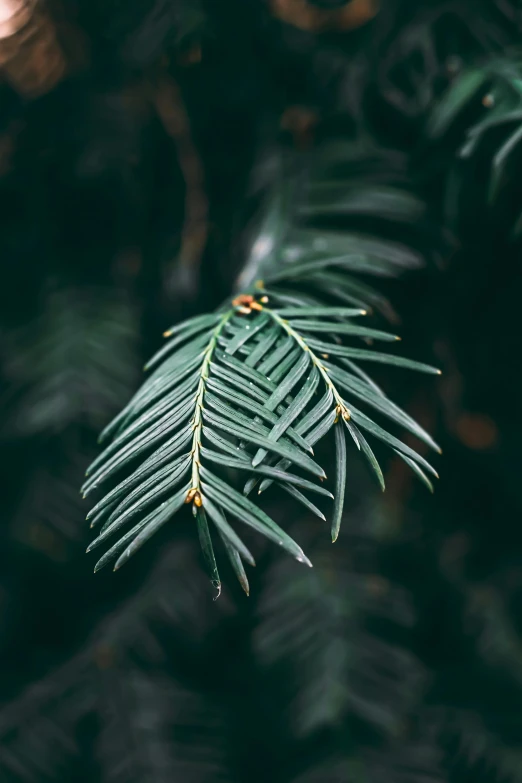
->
[1,0,522,780]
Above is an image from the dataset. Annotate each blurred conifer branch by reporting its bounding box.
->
[10,435,96,559]
[253,524,424,738]
[427,55,522,236]
[1,287,140,437]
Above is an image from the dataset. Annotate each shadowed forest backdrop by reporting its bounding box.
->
[1,0,522,780]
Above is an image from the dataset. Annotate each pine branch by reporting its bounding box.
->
[84,144,441,591]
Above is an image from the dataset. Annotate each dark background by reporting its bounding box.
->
[1,0,522,780]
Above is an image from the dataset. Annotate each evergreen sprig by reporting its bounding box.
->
[83,285,440,590]
[84,148,441,592]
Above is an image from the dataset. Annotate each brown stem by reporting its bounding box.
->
[152,73,208,299]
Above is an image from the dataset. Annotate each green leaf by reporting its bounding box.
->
[113,488,189,571]
[283,229,423,271]
[295,388,334,436]
[144,316,220,370]
[310,272,396,319]
[98,453,190,529]
[280,484,326,521]
[84,400,193,492]
[202,426,252,462]
[245,325,281,367]
[338,357,385,397]
[205,387,312,453]
[344,418,360,449]
[201,446,332,498]
[252,368,320,466]
[274,307,367,318]
[218,533,250,595]
[161,312,221,341]
[305,409,337,447]
[331,423,347,543]
[243,476,260,497]
[93,518,151,573]
[287,320,399,342]
[204,395,274,437]
[261,350,311,412]
[428,68,486,138]
[349,403,437,479]
[202,495,255,566]
[266,289,323,309]
[489,123,522,203]
[306,340,440,374]
[308,278,371,311]
[200,468,312,567]
[85,428,192,510]
[299,185,425,223]
[142,333,210,388]
[345,420,385,491]
[394,450,434,493]
[202,410,326,478]
[106,372,198,446]
[93,484,190,573]
[325,363,440,453]
[215,352,276,393]
[258,334,294,376]
[267,346,301,384]
[89,391,194,474]
[101,350,203,441]
[87,457,190,550]
[209,362,268,402]
[465,107,522,145]
[237,184,293,288]
[196,507,221,595]
[224,312,270,355]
